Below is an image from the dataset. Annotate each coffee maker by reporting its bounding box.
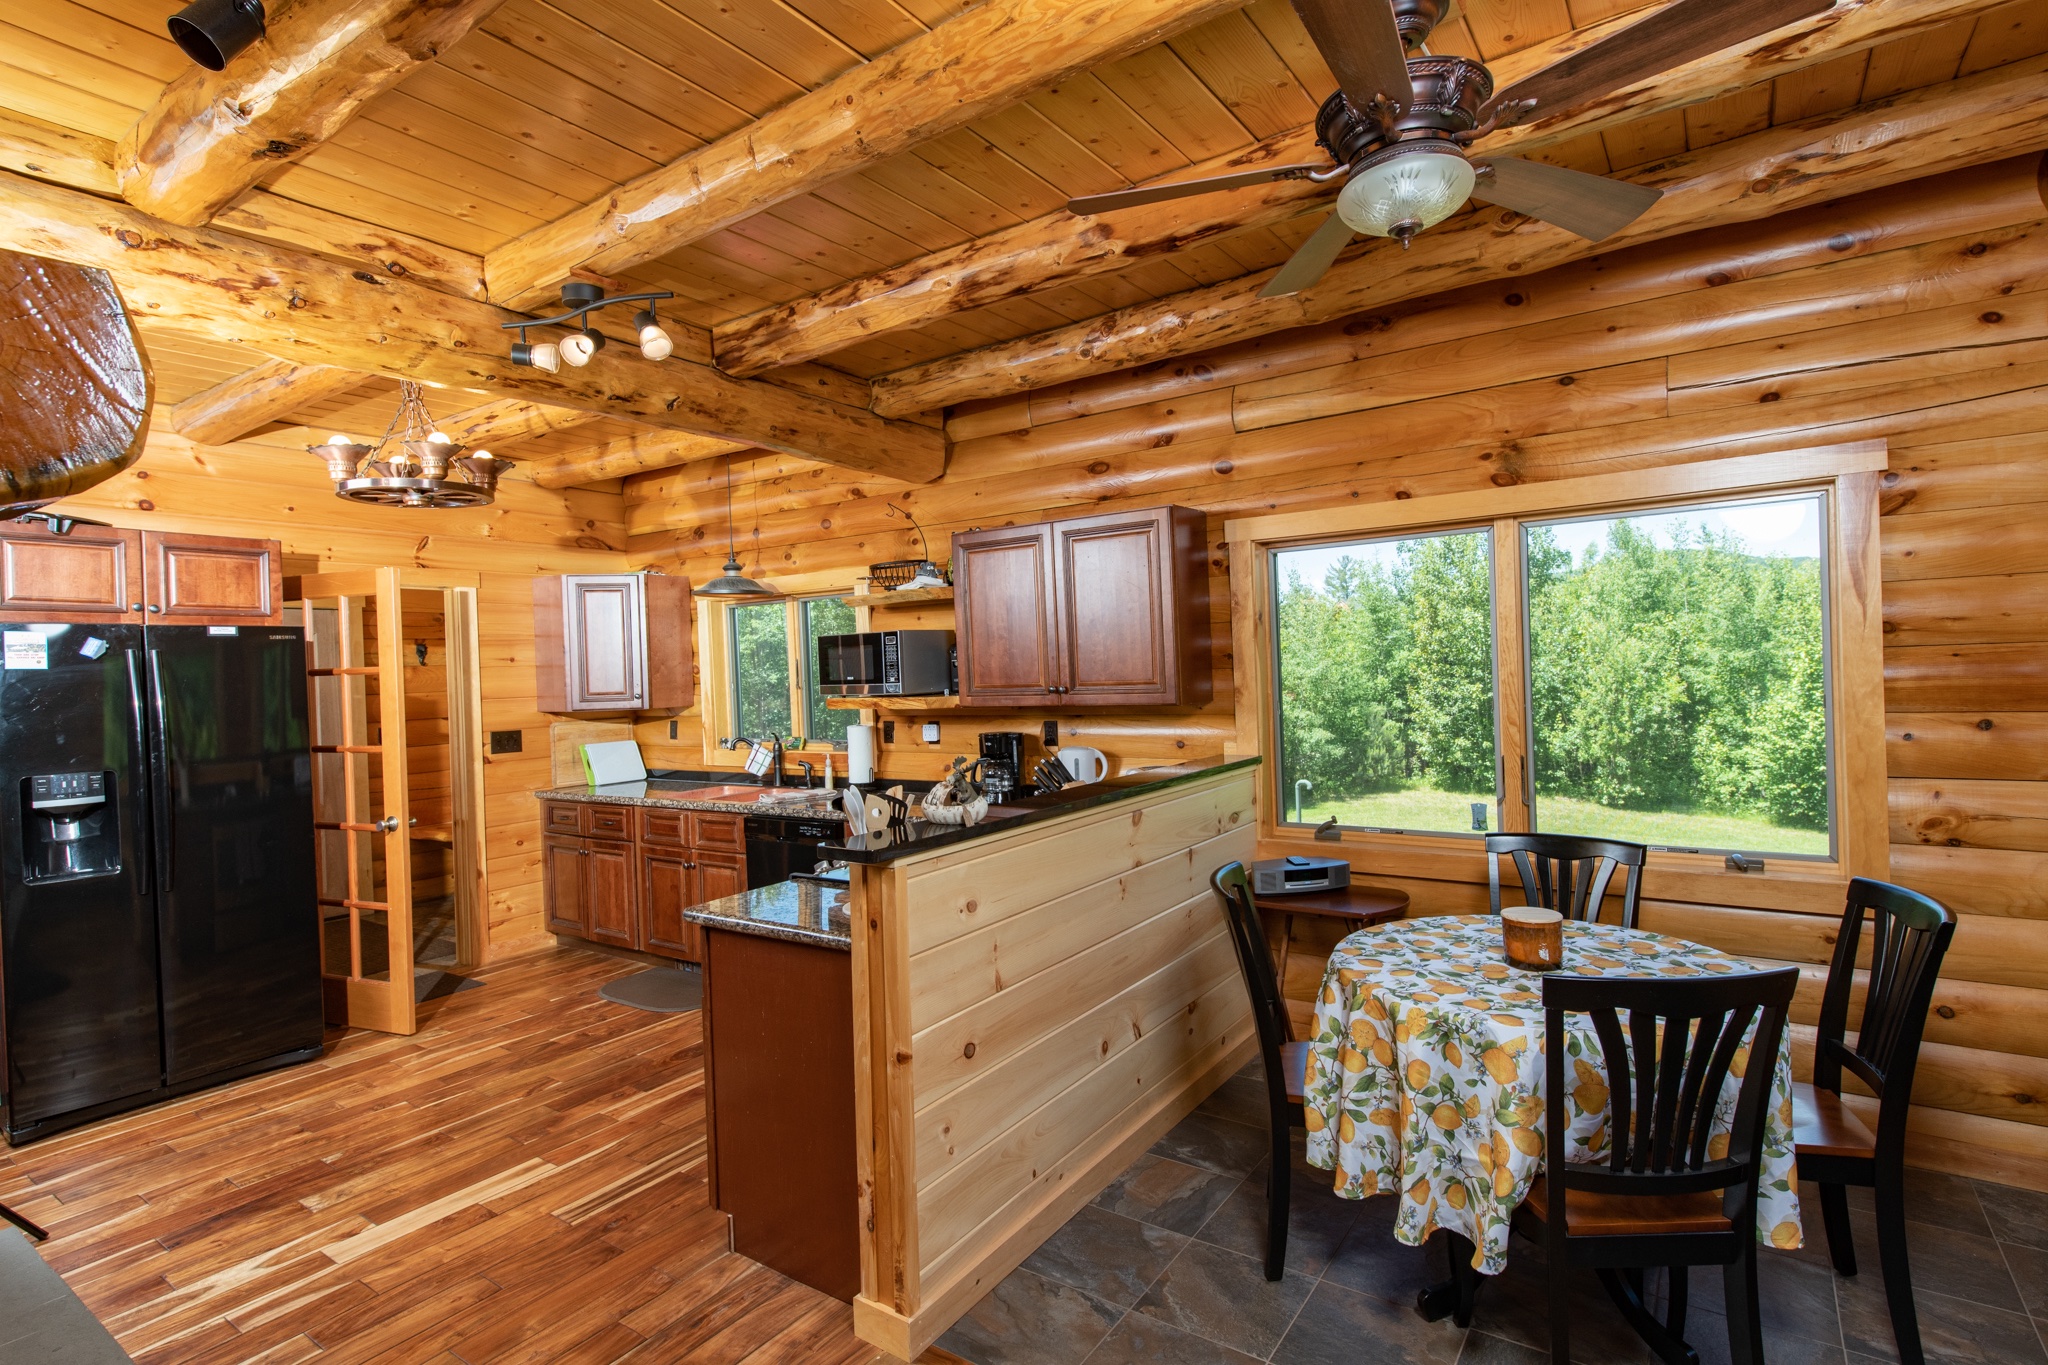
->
[978,732,1026,801]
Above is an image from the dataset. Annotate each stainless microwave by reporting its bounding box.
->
[816,630,955,697]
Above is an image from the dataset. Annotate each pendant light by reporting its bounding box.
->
[695,453,777,598]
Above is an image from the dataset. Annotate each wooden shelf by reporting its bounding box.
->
[824,694,962,712]
[843,585,953,607]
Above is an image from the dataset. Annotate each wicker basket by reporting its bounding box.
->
[868,558,948,590]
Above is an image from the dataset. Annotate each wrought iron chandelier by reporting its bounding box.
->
[304,381,512,507]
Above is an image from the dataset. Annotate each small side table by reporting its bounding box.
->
[1252,884,1409,1037]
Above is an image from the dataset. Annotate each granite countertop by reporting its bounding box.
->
[536,778,846,819]
[682,878,852,950]
[822,756,1262,865]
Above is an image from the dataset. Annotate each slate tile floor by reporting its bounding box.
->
[937,1061,2048,1365]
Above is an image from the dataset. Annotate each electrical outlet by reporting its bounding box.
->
[488,730,523,754]
[1041,721,1058,745]
[882,720,896,743]
[921,722,940,743]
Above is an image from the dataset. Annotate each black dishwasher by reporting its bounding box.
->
[743,814,843,886]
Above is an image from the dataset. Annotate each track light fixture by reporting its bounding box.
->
[502,283,674,371]
[167,0,266,70]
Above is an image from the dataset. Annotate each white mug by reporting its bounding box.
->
[1059,747,1109,783]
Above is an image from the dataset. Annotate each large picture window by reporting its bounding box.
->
[1270,491,1835,859]
[1275,529,1499,836]
[722,595,856,748]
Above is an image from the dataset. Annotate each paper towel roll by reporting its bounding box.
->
[847,724,876,784]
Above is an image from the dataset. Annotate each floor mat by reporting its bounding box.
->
[0,1227,132,1362]
[598,965,703,1013]
[414,968,483,1003]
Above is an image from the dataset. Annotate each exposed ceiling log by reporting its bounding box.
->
[869,53,2048,417]
[169,361,371,446]
[482,0,1250,310]
[716,0,1992,377]
[0,105,487,298]
[0,170,944,482]
[116,0,509,227]
[526,431,753,490]
[440,398,601,452]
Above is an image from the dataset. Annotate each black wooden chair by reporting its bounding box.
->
[1794,878,1957,1365]
[1487,832,1647,928]
[1519,966,1799,1365]
[1211,862,1310,1281]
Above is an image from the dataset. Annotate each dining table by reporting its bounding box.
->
[1301,913,1803,1293]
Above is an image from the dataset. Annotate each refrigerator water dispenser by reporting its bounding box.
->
[22,772,119,882]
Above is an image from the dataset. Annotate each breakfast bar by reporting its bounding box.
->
[817,757,1260,1361]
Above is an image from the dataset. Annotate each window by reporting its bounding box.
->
[722,595,854,747]
[1275,529,1499,836]
[1267,486,1837,859]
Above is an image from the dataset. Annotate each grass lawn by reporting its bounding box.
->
[1294,788,1829,856]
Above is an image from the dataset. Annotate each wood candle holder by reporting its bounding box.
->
[1501,906,1565,971]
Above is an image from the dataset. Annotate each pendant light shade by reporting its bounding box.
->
[695,454,778,598]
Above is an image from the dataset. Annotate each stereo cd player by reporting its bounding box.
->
[1251,855,1351,895]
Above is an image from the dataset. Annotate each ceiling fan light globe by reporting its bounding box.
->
[1335,150,1474,239]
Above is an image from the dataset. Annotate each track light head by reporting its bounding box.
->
[167,0,266,70]
[560,328,606,367]
[634,308,673,362]
[510,338,561,373]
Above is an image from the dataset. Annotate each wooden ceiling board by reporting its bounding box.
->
[657,0,866,88]
[553,0,806,117]
[437,30,705,167]
[1600,106,1687,171]
[689,222,853,299]
[750,196,931,276]
[811,170,978,254]
[1092,43,1253,164]
[359,89,620,207]
[1565,0,1654,27]
[1459,0,1578,60]
[1958,0,2048,73]
[911,126,1069,223]
[0,23,155,124]
[35,0,181,82]
[1860,18,1975,99]
[322,117,585,226]
[265,142,544,248]
[629,256,783,324]
[779,0,930,57]
[0,60,137,141]
[1771,49,1874,122]
[394,63,663,190]
[1680,85,1773,151]
[1242,0,1338,95]
[128,323,270,405]
[858,150,1034,239]
[967,102,1127,199]
[1023,73,1191,185]
[1165,8,1321,142]
[716,213,900,295]
[481,0,756,145]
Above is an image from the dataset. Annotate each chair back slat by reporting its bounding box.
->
[1813,878,1956,1141]
[1544,969,1796,1206]
[1488,833,1647,928]
[1210,863,1297,1125]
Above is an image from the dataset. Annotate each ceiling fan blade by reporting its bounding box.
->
[1068,164,1334,215]
[1486,0,1836,127]
[1261,211,1356,298]
[1470,157,1661,241]
[1289,0,1414,113]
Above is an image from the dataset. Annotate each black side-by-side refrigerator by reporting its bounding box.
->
[0,621,324,1145]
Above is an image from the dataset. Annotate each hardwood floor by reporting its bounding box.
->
[0,947,928,1364]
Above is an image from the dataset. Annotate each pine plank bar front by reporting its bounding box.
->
[830,759,1260,1360]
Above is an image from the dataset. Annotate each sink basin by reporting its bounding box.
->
[670,784,774,801]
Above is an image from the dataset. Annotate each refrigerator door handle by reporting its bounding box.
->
[124,648,152,896]
[146,648,173,889]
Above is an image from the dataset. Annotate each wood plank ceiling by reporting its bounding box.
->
[3,0,2046,465]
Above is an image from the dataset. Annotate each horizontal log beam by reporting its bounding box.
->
[169,361,371,446]
[439,398,600,453]
[868,56,2048,417]
[716,0,1996,377]
[526,431,754,490]
[0,170,943,482]
[482,0,1249,310]
[116,0,508,227]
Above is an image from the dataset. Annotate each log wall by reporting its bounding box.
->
[50,421,630,955]
[631,153,2048,1190]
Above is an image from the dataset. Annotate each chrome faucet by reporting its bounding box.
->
[797,760,816,789]
[765,735,785,787]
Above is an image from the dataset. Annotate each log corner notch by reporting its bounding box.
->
[0,249,151,515]
[116,0,510,227]
[481,0,1251,310]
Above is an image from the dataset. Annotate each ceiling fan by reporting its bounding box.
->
[1068,0,1834,296]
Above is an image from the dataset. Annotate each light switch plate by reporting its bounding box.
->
[921,722,940,743]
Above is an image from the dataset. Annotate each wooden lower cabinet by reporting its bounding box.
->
[540,801,745,962]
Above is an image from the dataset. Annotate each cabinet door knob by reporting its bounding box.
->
[375,815,399,833]
[147,604,162,614]
[129,602,143,612]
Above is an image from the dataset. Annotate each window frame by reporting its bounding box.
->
[699,592,853,752]
[1227,442,1890,901]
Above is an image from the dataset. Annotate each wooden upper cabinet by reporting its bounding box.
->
[0,521,142,622]
[144,530,282,625]
[0,523,281,625]
[535,573,693,713]
[953,523,1059,704]
[954,506,1211,708]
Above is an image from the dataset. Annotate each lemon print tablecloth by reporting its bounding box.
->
[1303,914,1801,1276]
